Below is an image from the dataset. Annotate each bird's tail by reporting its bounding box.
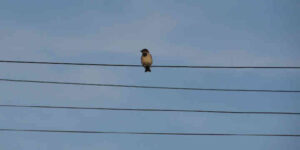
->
[145,66,151,72]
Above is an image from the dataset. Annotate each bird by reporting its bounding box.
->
[140,48,152,72]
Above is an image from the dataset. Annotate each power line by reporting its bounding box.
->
[1,104,299,115]
[0,60,299,69]
[0,78,299,93]
[0,128,299,137]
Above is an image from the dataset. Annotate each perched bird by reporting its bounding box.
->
[141,48,152,72]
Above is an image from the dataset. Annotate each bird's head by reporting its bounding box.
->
[140,49,149,53]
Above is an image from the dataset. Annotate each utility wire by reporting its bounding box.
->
[0,78,299,93]
[0,128,299,137]
[0,60,299,69]
[1,104,299,115]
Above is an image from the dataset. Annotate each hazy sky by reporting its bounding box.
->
[0,0,300,149]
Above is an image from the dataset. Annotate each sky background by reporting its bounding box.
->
[0,0,300,149]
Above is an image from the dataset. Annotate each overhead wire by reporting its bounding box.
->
[0,78,299,93]
[0,104,299,115]
[0,128,299,137]
[0,60,299,69]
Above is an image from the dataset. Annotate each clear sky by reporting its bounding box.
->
[0,0,300,149]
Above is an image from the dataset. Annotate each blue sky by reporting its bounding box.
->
[0,0,299,149]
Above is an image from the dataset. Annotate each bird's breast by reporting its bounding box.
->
[141,55,152,65]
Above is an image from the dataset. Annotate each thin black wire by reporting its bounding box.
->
[0,128,299,137]
[1,104,299,115]
[0,60,299,69]
[0,78,299,93]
